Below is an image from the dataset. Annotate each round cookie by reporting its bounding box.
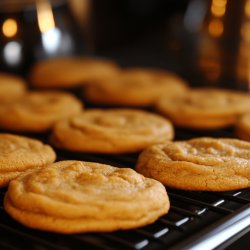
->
[30,57,120,89]
[0,72,27,102]
[83,68,188,107]
[0,91,83,132]
[155,88,250,129]
[50,109,174,153]
[235,113,250,141]
[0,133,56,187]
[4,160,170,233]
[136,137,250,191]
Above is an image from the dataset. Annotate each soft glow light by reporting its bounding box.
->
[36,0,62,54]
[3,41,22,66]
[2,18,17,38]
[41,28,61,53]
[36,0,55,33]
[211,5,226,17]
[208,19,224,37]
[212,0,227,7]
[211,0,227,17]
[241,22,250,42]
[245,0,250,17]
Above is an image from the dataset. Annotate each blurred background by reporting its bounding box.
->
[1,0,250,91]
[0,1,249,248]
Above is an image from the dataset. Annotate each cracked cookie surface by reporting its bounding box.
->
[84,68,188,107]
[30,57,120,88]
[4,160,169,233]
[50,109,174,153]
[136,137,250,191]
[156,88,250,129]
[0,91,83,132]
[0,133,56,187]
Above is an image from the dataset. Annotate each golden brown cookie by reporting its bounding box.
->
[0,133,56,187]
[30,57,120,89]
[0,91,83,132]
[0,72,27,102]
[155,88,250,129]
[136,137,250,191]
[235,113,250,141]
[83,68,188,107]
[50,109,174,153]
[4,160,169,233]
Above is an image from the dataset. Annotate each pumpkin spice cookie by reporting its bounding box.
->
[0,133,56,187]
[30,57,120,89]
[50,109,174,153]
[155,88,250,129]
[136,137,250,191]
[83,68,188,107]
[0,91,83,132]
[4,160,170,233]
[0,72,27,102]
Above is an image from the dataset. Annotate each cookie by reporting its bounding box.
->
[83,68,188,107]
[155,88,250,129]
[4,160,169,233]
[235,113,250,141]
[0,91,83,132]
[30,57,120,89]
[50,109,174,153]
[0,72,27,102]
[0,133,56,187]
[136,137,250,191]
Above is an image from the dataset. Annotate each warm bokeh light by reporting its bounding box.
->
[2,18,18,38]
[241,22,250,42]
[211,0,227,17]
[208,19,224,37]
[245,0,250,17]
[36,0,55,33]
[211,5,226,17]
[212,0,227,7]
